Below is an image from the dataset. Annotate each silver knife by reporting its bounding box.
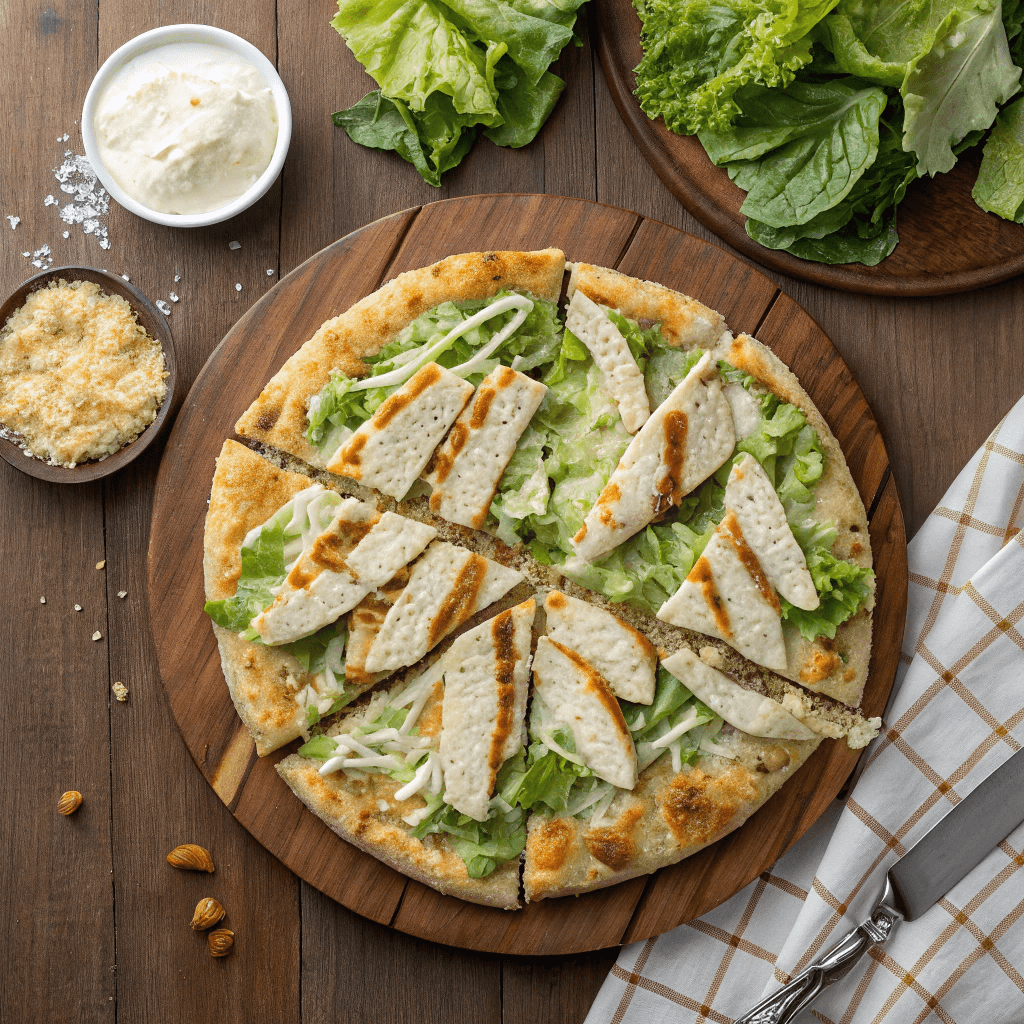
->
[735,745,1024,1024]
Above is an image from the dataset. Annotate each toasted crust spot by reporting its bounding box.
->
[800,649,842,684]
[658,767,758,847]
[584,828,635,871]
[530,818,575,872]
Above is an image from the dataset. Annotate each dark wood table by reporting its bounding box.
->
[3,4,1022,1022]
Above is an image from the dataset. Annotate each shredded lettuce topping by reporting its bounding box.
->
[298,665,727,877]
[299,670,526,878]
[490,319,874,639]
[304,290,563,455]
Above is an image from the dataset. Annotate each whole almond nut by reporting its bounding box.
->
[57,791,83,815]
[166,844,215,873]
[191,898,226,931]
[208,928,234,957]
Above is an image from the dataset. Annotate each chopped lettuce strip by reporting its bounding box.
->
[410,752,527,877]
[305,291,562,450]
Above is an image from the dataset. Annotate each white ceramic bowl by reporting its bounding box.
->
[81,24,291,228]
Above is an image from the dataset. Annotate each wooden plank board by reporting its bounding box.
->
[0,4,116,1021]
[147,194,906,955]
[593,0,1024,297]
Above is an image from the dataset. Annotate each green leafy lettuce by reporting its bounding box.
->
[491,338,873,638]
[203,490,354,692]
[330,0,586,184]
[632,0,839,134]
[974,95,1024,220]
[631,0,1024,261]
[305,292,563,453]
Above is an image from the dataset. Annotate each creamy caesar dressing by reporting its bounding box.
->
[94,41,278,215]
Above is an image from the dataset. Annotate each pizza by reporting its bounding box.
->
[202,248,880,909]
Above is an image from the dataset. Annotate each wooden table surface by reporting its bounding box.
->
[3,4,1022,1022]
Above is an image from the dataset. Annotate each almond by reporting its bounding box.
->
[190,897,226,931]
[166,843,215,873]
[208,928,234,957]
[57,791,83,815]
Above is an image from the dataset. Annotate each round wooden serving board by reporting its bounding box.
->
[594,0,1024,297]
[148,194,907,955]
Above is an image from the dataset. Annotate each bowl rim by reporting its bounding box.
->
[0,266,179,484]
[81,23,292,229]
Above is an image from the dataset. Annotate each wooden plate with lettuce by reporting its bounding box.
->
[595,0,1024,295]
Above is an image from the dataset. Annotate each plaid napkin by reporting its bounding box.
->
[586,397,1024,1024]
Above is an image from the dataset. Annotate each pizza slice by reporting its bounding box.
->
[520,643,821,900]
[277,599,536,908]
[235,249,566,471]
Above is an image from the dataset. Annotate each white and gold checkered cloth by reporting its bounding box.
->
[587,399,1024,1024]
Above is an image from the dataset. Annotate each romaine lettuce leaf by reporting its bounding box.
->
[901,1,1020,176]
[332,0,505,123]
[484,63,566,147]
[632,0,838,134]
[974,96,1024,221]
[443,0,575,86]
[204,518,287,632]
[329,0,584,183]
[707,78,887,229]
[332,91,477,187]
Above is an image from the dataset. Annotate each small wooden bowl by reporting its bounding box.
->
[0,266,178,483]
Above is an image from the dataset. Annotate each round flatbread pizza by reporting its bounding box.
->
[202,248,880,908]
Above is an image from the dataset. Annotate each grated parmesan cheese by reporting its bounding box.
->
[0,280,168,467]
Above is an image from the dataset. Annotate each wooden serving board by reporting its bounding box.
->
[594,0,1024,297]
[148,194,907,955]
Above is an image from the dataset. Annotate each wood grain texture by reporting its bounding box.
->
[0,4,116,1021]
[147,194,906,955]
[593,0,1024,297]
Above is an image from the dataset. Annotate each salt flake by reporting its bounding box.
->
[168,292,179,302]
[44,194,58,207]
[235,283,242,292]
[229,240,241,250]
[267,269,274,276]
[156,300,171,316]
[6,215,20,229]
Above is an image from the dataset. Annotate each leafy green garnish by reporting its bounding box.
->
[329,0,585,184]
[974,96,1024,221]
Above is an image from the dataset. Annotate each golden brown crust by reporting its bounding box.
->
[523,732,820,901]
[235,249,566,468]
[567,263,727,350]
[204,440,326,755]
[276,755,521,909]
[723,334,873,706]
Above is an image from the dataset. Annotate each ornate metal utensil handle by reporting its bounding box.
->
[734,877,902,1024]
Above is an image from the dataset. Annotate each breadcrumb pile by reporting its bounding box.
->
[0,279,167,466]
